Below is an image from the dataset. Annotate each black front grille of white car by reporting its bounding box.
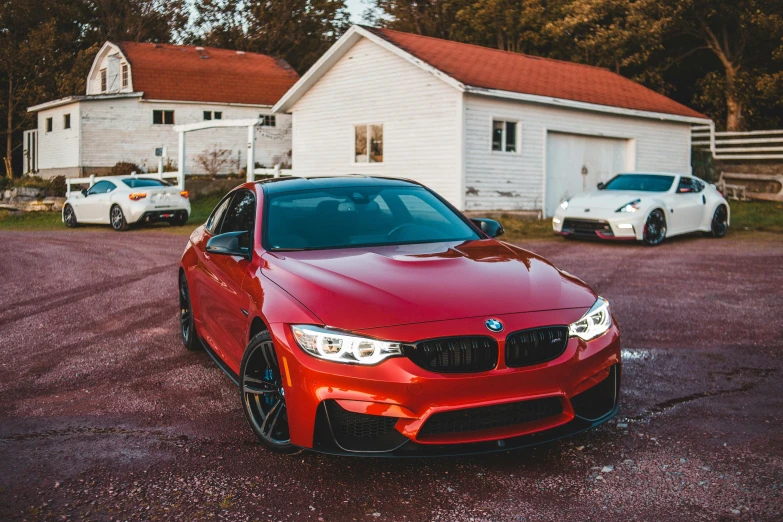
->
[505,326,569,368]
[403,336,498,373]
[562,219,613,237]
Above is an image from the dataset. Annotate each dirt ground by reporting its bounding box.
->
[0,229,781,521]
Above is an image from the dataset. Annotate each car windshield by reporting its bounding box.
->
[123,178,171,188]
[602,174,674,192]
[265,186,479,250]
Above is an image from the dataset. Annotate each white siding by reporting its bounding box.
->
[288,38,462,205]
[74,99,291,175]
[37,104,81,170]
[463,94,692,211]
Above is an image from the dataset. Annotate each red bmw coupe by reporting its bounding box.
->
[179,176,621,456]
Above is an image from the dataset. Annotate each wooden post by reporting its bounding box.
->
[178,131,186,190]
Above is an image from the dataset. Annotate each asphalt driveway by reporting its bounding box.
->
[0,229,781,521]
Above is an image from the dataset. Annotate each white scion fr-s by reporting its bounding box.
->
[62,175,191,231]
[552,172,730,246]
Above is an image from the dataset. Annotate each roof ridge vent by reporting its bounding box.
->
[236,51,245,55]
[195,46,205,51]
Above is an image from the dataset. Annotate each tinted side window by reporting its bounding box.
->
[87,181,115,194]
[206,195,232,234]
[221,190,256,237]
[677,177,695,193]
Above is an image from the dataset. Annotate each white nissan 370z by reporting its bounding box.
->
[62,175,191,231]
[552,172,730,245]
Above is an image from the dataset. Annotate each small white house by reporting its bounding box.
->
[26,42,299,178]
[274,26,712,215]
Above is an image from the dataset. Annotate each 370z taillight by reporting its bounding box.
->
[129,193,147,201]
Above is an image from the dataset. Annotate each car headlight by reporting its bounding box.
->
[291,325,403,365]
[615,199,641,212]
[568,297,612,341]
[560,199,570,210]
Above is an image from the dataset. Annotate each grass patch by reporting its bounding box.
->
[0,193,223,233]
[1,194,780,239]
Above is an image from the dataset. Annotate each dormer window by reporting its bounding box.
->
[100,69,107,92]
[121,63,129,88]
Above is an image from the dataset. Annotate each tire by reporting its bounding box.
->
[63,204,78,228]
[179,271,201,351]
[709,205,729,238]
[169,211,188,227]
[110,204,129,231]
[240,332,299,454]
[642,209,667,246]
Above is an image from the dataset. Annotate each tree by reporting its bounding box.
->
[193,0,352,73]
[196,145,234,177]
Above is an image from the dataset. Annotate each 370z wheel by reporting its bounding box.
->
[240,332,298,454]
[709,205,729,238]
[179,271,200,351]
[110,204,129,231]
[63,204,78,228]
[643,209,667,246]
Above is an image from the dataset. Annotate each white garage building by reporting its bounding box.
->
[274,26,711,215]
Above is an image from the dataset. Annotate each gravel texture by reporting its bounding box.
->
[0,229,781,521]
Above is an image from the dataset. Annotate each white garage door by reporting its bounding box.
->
[545,132,630,216]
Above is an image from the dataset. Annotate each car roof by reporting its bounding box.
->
[257,175,421,194]
[617,172,683,177]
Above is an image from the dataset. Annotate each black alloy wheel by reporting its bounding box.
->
[63,204,78,228]
[240,332,298,453]
[110,204,129,231]
[710,205,729,238]
[179,272,200,351]
[642,209,667,246]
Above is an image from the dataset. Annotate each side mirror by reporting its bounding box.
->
[471,218,505,238]
[81,189,88,196]
[206,231,251,259]
[597,182,605,190]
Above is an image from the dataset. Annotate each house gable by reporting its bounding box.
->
[87,42,134,95]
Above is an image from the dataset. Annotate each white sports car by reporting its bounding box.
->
[552,172,729,245]
[62,175,191,231]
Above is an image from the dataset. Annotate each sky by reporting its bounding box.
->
[345,0,367,23]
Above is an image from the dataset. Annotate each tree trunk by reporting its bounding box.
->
[6,77,12,178]
[725,68,743,131]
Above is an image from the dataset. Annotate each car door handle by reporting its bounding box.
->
[702,195,706,204]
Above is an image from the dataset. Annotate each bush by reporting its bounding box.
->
[47,176,67,197]
[109,162,143,177]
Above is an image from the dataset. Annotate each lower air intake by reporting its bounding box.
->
[419,396,563,436]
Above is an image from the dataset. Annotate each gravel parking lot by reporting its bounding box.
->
[1,229,781,521]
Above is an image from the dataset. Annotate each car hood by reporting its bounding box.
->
[566,190,659,211]
[261,239,596,330]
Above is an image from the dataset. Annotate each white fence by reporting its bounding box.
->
[692,124,783,160]
[65,167,293,198]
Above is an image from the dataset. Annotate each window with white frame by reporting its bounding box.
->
[46,117,53,133]
[203,111,222,121]
[100,69,107,92]
[354,124,383,163]
[492,120,519,153]
[259,115,276,127]
[152,110,175,125]
[63,114,71,129]
[121,63,129,88]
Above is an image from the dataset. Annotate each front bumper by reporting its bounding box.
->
[269,308,621,456]
[552,211,642,240]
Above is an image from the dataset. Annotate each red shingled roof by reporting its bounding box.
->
[366,27,706,119]
[117,42,299,106]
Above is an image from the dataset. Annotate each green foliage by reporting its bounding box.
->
[109,162,144,177]
[190,0,352,74]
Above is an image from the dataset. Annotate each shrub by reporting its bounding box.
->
[109,162,143,177]
[47,176,67,197]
